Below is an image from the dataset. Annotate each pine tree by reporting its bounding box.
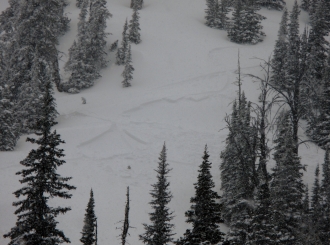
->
[77,0,84,8]
[310,165,323,239]
[178,145,224,245]
[247,181,276,245]
[307,0,329,80]
[259,0,285,10]
[129,4,141,44]
[139,143,175,245]
[81,189,97,245]
[3,0,69,94]
[307,55,330,149]
[271,8,288,89]
[216,0,230,29]
[116,19,129,66]
[220,58,258,226]
[205,0,219,28]
[122,44,134,87]
[87,0,111,70]
[228,0,265,44]
[3,80,76,245]
[131,0,143,10]
[0,84,20,151]
[271,1,307,154]
[320,148,330,244]
[270,112,305,244]
[301,0,310,11]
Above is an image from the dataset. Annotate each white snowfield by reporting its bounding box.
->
[0,0,325,244]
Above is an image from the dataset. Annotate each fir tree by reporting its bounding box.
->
[320,148,330,244]
[81,189,97,245]
[131,0,143,10]
[129,4,142,44]
[247,181,276,245]
[310,165,323,240]
[178,145,224,245]
[0,84,20,151]
[116,19,129,66]
[87,0,111,70]
[139,143,175,245]
[259,0,285,10]
[77,0,84,8]
[271,8,288,89]
[216,0,230,29]
[270,112,305,244]
[3,80,76,245]
[307,55,330,149]
[109,40,119,52]
[122,44,134,88]
[205,0,219,28]
[228,0,265,44]
[301,0,310,11]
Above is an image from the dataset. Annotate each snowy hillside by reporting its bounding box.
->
[0,0,326,244]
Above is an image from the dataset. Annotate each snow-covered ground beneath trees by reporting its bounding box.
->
[0,0,326,244]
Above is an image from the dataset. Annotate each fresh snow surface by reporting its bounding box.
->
[0,0,326,244]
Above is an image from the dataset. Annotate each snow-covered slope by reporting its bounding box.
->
[0,0,325,244]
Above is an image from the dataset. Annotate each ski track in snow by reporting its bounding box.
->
[0,0,325,244]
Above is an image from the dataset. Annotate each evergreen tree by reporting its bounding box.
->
[139,143,175,245]
[205,0,219,28]
[220,92,257,244]
[81,189,97,245]
[3,0,69,95]
[259,0,285,10]
[247,181,276,245]
[116,19,129,66]
[220,59,258,226]
[216,0,230,29]
[87,0,111,70]
[109,40,119,52]
[228,0,265,44]
[307,55,330,149]
[131,0,143,10]
[310,165,323,239]
[307,0,329,80]
[3,80,76,245]
[64,0,111,92]
[77,0,84,8]
[271,8,288,89]
[320,148,330,244]
[301,0,310,11]
[122,44,134,88]
[129,4,142,44]
[270,112,305,244]
[0,84,20,151]
[271,1,307,154]
[178,145,224,245]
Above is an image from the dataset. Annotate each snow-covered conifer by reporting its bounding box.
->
[228,0,265,44]
[122,44,134,87]
[178,146,224,245]
[139,143,175,245]
[81,190,97,245]
[0,85,20,151]
[129,5,141,44]
[110,40,119,52]
[116,19,130,65]
[319,149,330,244]
[270,112,305,244]
[3,80,76,245]
[87,0,111,70]
[247,181,276,245]
[271,8,288,88]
